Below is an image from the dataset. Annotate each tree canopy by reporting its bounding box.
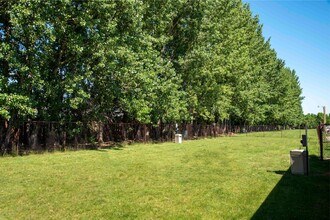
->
[0,0,304,126]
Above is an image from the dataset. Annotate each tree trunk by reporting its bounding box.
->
[97,122,104,148]
[1,120,13,155]
[12,128,20,156]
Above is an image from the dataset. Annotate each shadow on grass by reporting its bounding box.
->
[252,156,330,220]
[266,170,288,175]
[96,147,123,152]
[96,143,125,152]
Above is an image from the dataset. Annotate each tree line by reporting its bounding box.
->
[0,0,304,129]
[304,113,330,128]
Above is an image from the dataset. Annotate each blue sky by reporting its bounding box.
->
[244,0,330,115]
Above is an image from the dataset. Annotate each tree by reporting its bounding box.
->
[0,0,306,147]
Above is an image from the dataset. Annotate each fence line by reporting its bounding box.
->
[0,120,305,155]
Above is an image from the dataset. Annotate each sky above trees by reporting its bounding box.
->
[245,0,330,114]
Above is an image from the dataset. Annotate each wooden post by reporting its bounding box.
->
[305,124,309,176]
[143,124,146,143]
[319,122,324,161]
[323,106,326,124]
[63,131,66,150]
[323,106,326,142]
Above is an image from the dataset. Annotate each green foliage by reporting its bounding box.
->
[303,113,330,128]
[0,93,37,120]
[0,0,304,125]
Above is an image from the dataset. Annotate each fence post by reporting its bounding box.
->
[63,131,66,150]
[143,124,146,143]
[319,122,324,161]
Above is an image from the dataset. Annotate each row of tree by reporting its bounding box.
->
[0,0,304,128]
[303,113,330,128]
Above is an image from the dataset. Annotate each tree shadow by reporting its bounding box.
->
[266,170,288,175]
[96,143,124,152]
[252,156,330,220]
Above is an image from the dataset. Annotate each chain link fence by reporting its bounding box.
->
[317,123,330,160]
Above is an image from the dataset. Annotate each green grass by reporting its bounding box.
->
[0,130,329,219]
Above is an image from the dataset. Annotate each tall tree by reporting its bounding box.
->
[0,0,305,129]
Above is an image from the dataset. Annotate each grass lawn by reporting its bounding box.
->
[0,130,329,219]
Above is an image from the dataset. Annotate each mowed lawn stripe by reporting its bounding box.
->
[0,132,328,219]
